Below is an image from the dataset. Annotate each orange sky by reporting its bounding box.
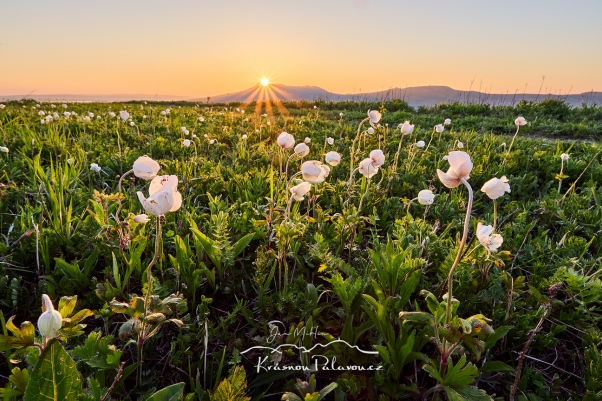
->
[1,1,601,97]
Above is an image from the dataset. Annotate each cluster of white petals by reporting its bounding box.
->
[476,223,504,252]
[290,181,312,201]
[277,132,295,149]
[137,175,182,216]
[301,160,330,184]
[436,151,473,188]
[481,176,510,199]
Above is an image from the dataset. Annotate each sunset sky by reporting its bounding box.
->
[1,0,601,97]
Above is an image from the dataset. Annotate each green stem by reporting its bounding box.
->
[502,125,521,167]
[424,127,436,153]
[139,217,162,385]
[349,117,369,178]
[357,177,371,211]
[445,178,473,325]
[115,169,134,223]
[493,199,497,230]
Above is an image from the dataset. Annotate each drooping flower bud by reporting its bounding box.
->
[37,294,63,339]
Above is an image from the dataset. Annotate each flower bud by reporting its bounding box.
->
[37,295,62,339]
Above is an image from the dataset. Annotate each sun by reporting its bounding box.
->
[260,78,269,86]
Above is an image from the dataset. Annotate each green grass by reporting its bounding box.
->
[1,99,602,400]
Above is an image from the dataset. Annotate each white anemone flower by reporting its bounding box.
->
[290,181,312,201]
[133,156,161,180]
[0,146,9,153]
[301,160,330,184]
[359,158,379,178]
[476,223,504,252]
[416,141,425,148]
[560,153,569,161]
[435,124,444,133]
[368,110,381,127]
[90,163,102,173]
[325,151,341,166]
[369,149,385,167]
[120,111,130,121]
[367,127,375,134]
[436,151,473,188]
[481,176,510,200]
[444,118,451,125]
[304,137,311,144]
[326,137,334,145]
[515,116,527,126]
[398,121,414,135]
[294,143,310,157]
[137,175,182,216]
[417,190,435,205]
[277,132,295,149]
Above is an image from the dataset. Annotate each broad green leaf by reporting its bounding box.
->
[146,382,185,401]
[484,326,513,350]
[232,233,255,257]
[481,361,515,372]
[23,340,83,401]
[58,296,77,318]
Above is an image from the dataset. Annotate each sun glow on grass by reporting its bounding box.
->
[260,78,269,86]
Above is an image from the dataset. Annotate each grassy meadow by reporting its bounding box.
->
[1,98,602,400]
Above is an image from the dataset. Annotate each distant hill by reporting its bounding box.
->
[0,93,190,102]
[2,85,601,107]
[197,84,602,108]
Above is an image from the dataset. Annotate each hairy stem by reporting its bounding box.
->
[445,178,473,325]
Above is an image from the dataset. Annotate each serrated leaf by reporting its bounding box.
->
[446,385,493,400]
[58,296,78,318]
[23,340,83,401]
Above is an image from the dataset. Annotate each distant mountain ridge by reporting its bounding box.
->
[199,84,602,108]
[2,84,601,107]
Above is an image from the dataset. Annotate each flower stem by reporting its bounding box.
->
[502,125,520,166]
[357,177,371,211]
[493,199,497,230]
[424,127,436,153]
[115,169,134,223]
[139,217,162,384]
[349,117,369,178]
[445,178,473,325]
[557,159,564,193]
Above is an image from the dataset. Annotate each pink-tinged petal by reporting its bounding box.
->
[170,190,182,212]
[437,169,461,188]
[447,151,473,178]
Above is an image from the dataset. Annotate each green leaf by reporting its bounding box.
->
[446,385,493,401]
[58,296,78,318]
[484,326,513,350]
[23,339,83,401]
[481,361,515,373]
[232,233,255,258]
[213,366,250,401]
[444,355,479,388]
[146,382,185,401]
